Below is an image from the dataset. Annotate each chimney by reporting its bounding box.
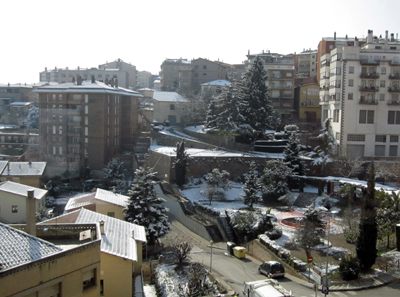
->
[72,76,76,83]
[115,79,118,88]
[113,186,116,193]
[91,76,95,84]
[334,32,336,40]
[367,29,374,43]
[26,190,36,236]
[385,30,389,44]
[77,76,83,86]
[391,33,395,42]
[110,79,115,87]
[99,220,105,235]
[132,230,135,239]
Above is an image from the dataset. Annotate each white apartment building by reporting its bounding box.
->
[320,30,400,158]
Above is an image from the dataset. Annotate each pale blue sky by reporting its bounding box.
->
[1,0,400,84]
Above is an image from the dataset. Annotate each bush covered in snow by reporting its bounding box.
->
[258,234,307,272]
[265,228,282,240]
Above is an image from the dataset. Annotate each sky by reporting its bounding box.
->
[1,0,400,85]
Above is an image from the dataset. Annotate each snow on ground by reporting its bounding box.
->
[143,285,157,297]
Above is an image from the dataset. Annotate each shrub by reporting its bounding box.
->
[265,227,282,240]
[339,254,360,281]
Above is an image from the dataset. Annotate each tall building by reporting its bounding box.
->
[39,58,137,89]
[247,51,296,121]
[160,58,191,91]
[319,29,400,158]
[294,49,318,78]
[35,77,142,177]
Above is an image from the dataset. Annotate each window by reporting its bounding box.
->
[390,135,399,142]
[380,94,385,101]
[83,269,96,291]
[12,205,18,213]
[381,67,386,74]
[59,147,62,155]
[336,132,340,140]
[348,79,354,86]
[170,104,175,110]
[203,65,207,69]
[375,145,385,156]
[375,135,386,142]
[194,73,198,78]
[194,65,198,70]
[388,111,400,124]
[107,212,115,217]
[333,109,339,122]
[380,80,385,87]
[389,145,398,156]
[359,110,374,124]
[203,73,207,77]
[349,66,354,74]
[348,93,353,100]
[347,134,365,141]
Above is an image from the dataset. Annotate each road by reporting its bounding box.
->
[162,220,400,297]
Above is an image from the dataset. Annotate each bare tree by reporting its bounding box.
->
[170,241,193,264]
[177,263,217,297]
[333,154,365,178]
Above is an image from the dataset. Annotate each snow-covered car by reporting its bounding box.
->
[258,261,285,278]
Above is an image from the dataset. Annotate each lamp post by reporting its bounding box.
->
[210,240,214,273]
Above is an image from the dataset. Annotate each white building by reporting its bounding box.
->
[320,29,400,158]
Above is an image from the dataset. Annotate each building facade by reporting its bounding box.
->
[319,29,400,158]
[294,49,318,78]
[160,59,191,91]
[35,78,142,177]
[39,58,137,89]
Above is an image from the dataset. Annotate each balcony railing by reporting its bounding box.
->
[360,72,379,79]
[388,86,400,92]
[387,100,400,105]
[359,98,378,105]
[359,86,379,92]
[389,73,400,79]
[360,59,380,65]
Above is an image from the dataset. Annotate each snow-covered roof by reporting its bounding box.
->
[152,91,188,102]
[201,80,231,86]
[0,161,8,174]
[95,188,129,207]
[0,181,47,200]
[0,222,62,271]
[150,146,270,158]
[10,102,32,106]
[64,193,95,211]
[1,162,47,176]
[34,81,143,97]
[41,208,146,261]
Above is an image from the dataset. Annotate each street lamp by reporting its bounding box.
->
[209,240,214,273]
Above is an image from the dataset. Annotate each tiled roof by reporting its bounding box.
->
[40,209,146,261]
[153,91,188,102]
[95,188,128,207]
[64,193,95,211]
[0,181,47,199]
[1,162,47,177]
[0,223,62,271]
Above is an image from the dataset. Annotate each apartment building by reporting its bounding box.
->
[294,49,318,78]
[0,83,34,105]
[137,70,154,89]
[35,77,142,177]
[40,58,137,89]
[295,79,320,124]
[319,29,400,158]
[247,51,296,120]
[160,58,227,92]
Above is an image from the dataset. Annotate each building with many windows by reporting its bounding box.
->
[319,29,400,158]
[35,77,142,177]
[39,58,137,89]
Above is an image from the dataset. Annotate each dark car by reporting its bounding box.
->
[258,261,285,278]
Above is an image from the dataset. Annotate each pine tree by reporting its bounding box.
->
[238,56,275,135]
[283,125,306,190]
[309,118,336,176]
[103,158,129,192]
[205,97,221,129]
[260,159,293,199]
[242,161,261,210]
[124,167,171,245]
[356,162,378,269]
[174,139,189,186]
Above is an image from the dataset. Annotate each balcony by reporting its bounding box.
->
[360,72,379,79]
[387,100,400,105]
[390,60,400,66]
[388,86,400,92]
[389,73,400,79]
[359,98,378,105]
[359,86,379,92]
[360,59,380,65]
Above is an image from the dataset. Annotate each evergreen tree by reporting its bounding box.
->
[283,125,306,190]
[124,167,171,245]
[356,162,378,269]
[205,96,221,129]
[237,56,275,135]
[103,158,129,192]
[242,161,261,210]
[260,159,293,199]
[203,168,231,205]
[174,139,189,186]
[309,118,336,176]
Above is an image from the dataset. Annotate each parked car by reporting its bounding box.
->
[58,183,73,191]
[83,179,101,191]
[258,261,285,278]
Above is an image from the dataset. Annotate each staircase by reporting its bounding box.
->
[135,132,151,167]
